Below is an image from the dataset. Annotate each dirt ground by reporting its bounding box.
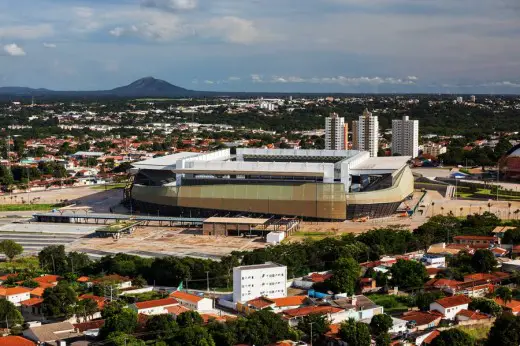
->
[67,225,267,260]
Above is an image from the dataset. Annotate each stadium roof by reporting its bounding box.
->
[131,152,199,170]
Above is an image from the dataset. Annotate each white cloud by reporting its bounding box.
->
[141,0,197,11]
[109,13,187,41]
[228,76,241,81]
[251,74,263,83]
[204,80,215,84]
[203,17,264,44]
[262,75,418,86]
[0,24,54,39]
[3,43,26,56]
[43,43,57,48]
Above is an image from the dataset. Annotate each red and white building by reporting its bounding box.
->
[170,291,213,311]
[130,298,179,316]
[429,295,471,320]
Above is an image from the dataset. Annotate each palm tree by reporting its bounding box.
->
[488,202,492,213]
[460,207,464,217]
[508,202,512,219]
[431,202,435,217]
[479,206,483,214]
[515,209,520,220]
[441,207,444,216]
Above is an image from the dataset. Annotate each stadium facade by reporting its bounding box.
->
[128,149,414,220]
[500,144,520,180]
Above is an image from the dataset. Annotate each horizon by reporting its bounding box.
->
[0,0,519,93]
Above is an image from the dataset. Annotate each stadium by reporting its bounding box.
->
[500,144,520,181]
[127,149,414,220]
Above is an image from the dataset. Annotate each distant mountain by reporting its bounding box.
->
[0,77,197,99]
[108,77,194,97]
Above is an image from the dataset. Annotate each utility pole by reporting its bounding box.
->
[206,271,210,293]
[309,322,314,346]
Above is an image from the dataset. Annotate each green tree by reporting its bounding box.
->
[414,291,445,311]
[172,325,216,346]
[0,299,24,327]
[243,309,292,346]
[38,245,68,275]
[0,166,14,185]
[74,298,99,322]
[100,308,138,338]
[101,301,125,319]
[132,275,148,288]
[176,310,204,327]
[42,282,78,318]
[106,332,145,346]
[430,329,474,346]
[323,257,361,294]
[67,251,91,274]
[339,319,371,346]
[297,313,330,344]
[496,286,513,304]
[469,298,503,316]
[206,320,237,346]
[471,249,497,273]
[145,314,179,339]
[390,259,428,290]
[21,279,39,288]
[486,313,520,346]
[503,228,520,245]
[0,240,23,261]
[370,313,393,336]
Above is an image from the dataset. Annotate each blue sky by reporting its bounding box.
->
[0,0,519,93]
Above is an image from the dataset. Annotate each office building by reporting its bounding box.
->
[392,116,419,157]
[129,148,414,220]
[352,109,379,157]
[421,143,447,158]
[325,113,348,150]
[233,262,287,302]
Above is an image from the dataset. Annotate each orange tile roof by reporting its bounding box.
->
[494,298,520,312]
[325,323,341,339]
[33,275,61,285]
[401,311,443,326]
[270,296,307,307]
[79,294,106,309]
[457,309,490,320]
[165,305,190,315]
[20,298,44,307]
[134,297,178,310]
[0,286,31,296]
[77,276,90,283]
[170,291,204,303]
[0,336,35,346]
[0,273,18,281]
[30,287,45,297]
[433,295,472,308]
[247,297,275,309]
[425,278,463,288]
[423,330,441,344]
[73,319,105,332]
[282,306,343,318]
[453,235,497,241]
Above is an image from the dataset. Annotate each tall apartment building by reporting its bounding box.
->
[392,115,419,157]
[352,109,379,157]
[325,113,348,150]
[233,262,287,303]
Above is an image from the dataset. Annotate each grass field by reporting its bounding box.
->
[456,187,520,201]
[0,204,60,212]
[457,325,491,340]
[290,231,338,240]
[90,183,126,190]
[0,256,40,273]
[366,294,411,314]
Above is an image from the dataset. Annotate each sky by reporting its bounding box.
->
[0,0,520,93]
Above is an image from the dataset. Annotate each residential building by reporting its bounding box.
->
[352,109,379,157]
[494,297,520,315]
[329,295,384,321]
[456,309,492,322]
[131,297,179,316]
[421,143,447,158]
[23,321,82,345]
[282,306,346,327]
[0,286,31,306]
[392,115,419,157]
[429,295,471,320]
[325,113,347,150]
[453,235,500,247]
[170,291,213,311]
[232,262,287,303]
[400,311,443,331]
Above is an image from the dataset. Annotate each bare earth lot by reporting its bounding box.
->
[67,226,267,260]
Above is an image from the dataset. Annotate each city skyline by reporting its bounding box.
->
[0,0,519,93]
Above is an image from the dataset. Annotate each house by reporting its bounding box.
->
[494,297,520,315]
[33,275,61,287]
[359,278,378,293]
[170,291,213,311]
[421,255,446,268]
[23,321,82,344]
[329,295,384,321]
[73,319,105,338]
[20,298,44,320]
[453,235,499,247]
[282,306,346,326]
[242,295,309,314]
[421,330,441,345]
[131,297,179,316]
[0,336,35,346]
[166,305,191,318]
[0,273,18,285]
[324,324,348,346]
[456,309,492,322]
[388,317,408,334]
[400,311,443,331]
[492,226,516,239]
[0,286,31,306]
[429,295,471,320]
[79,294,107,310]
